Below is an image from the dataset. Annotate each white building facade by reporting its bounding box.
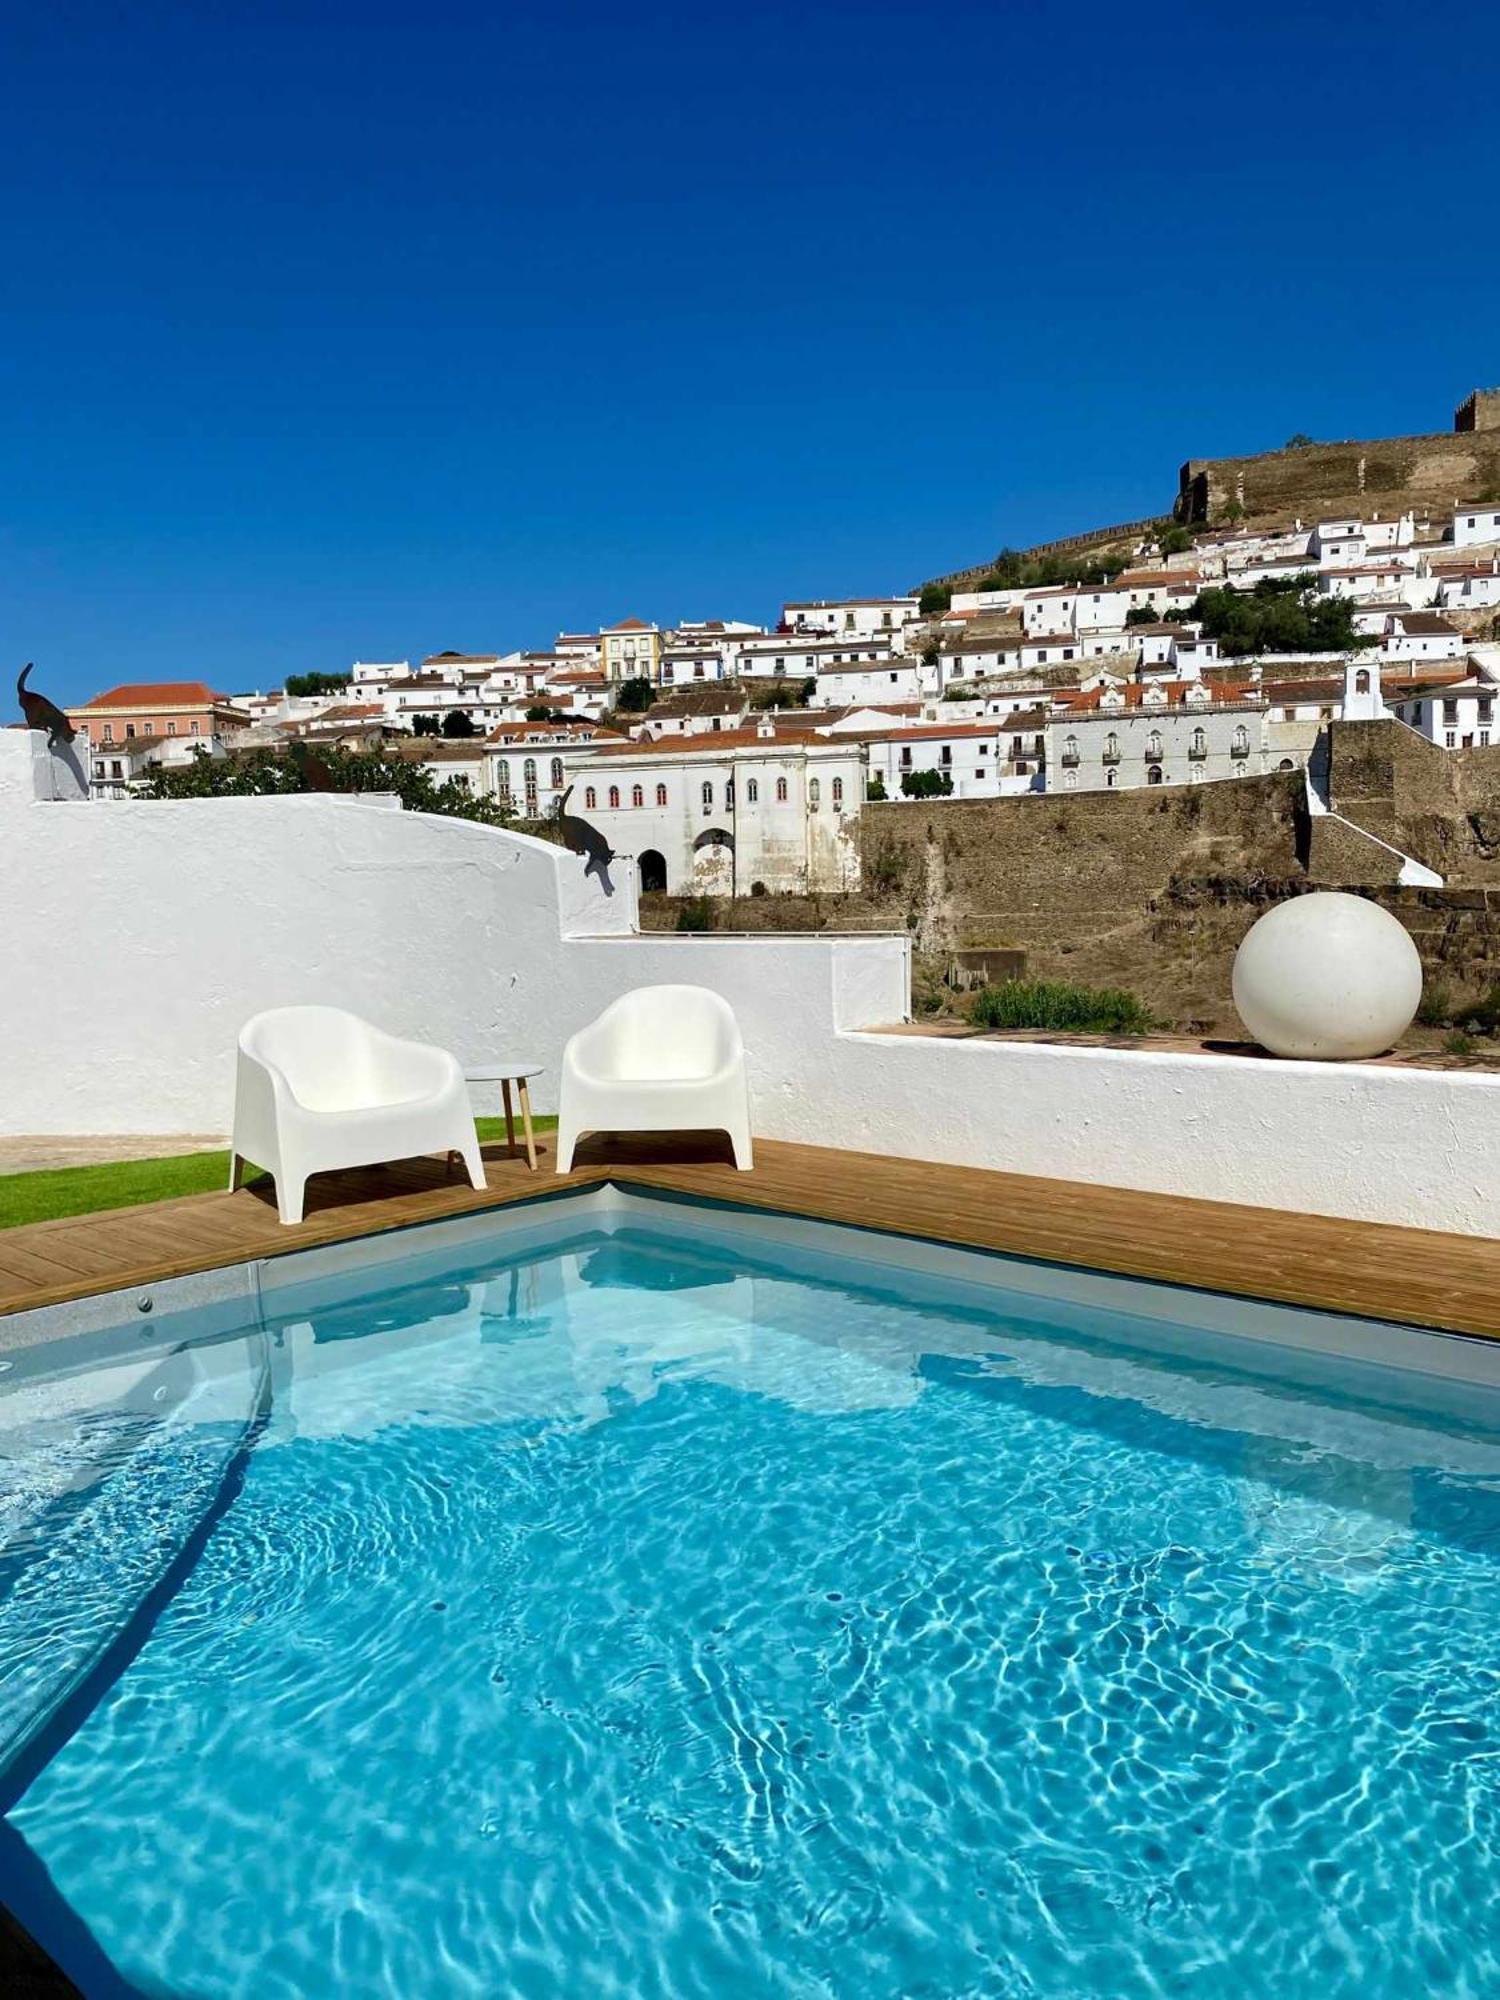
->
[569,730,864,895]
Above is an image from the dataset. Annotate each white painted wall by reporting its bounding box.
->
[1454,506,1500,550]
[0,731,900,1137]
[781,1033,1500,1242]
[5,730,1500,1239]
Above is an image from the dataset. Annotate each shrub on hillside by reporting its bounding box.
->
[970,978,1156,1036]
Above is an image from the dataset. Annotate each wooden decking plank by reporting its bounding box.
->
[0,1138,1497,1341]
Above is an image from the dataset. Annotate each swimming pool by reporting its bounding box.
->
[3,1189,1500,1997]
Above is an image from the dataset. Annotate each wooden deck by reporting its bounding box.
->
[2,1133,1499,1339]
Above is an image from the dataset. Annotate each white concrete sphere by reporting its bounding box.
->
[1231,892,1422,1060]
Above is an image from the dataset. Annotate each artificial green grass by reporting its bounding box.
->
[0,1115,558,1232]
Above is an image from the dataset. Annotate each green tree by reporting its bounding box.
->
[867,773,888,801]
[440,708,477,738]
[140,743,513,827]
[918,583,952,614]
[1186,575,1370,656]
[900,768,953,799]
[1285,432,1315,449]
[1157,523,1193,555]
[614,677,656,713]
[1124,605,1160,628]
[412,713,440,735]
[283,670,352,698]
[525,703,564,722]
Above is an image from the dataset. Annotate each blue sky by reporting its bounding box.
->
[6,1,1499,704]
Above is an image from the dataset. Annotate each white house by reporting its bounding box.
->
[1047,681,1268,792]
[1387,673,1499,750]
[1074,584,1134,632]
[1133,623,1217,677]
[1116,568,1201,618]
[659,638,733,684]
[937,635,1027,684]
[812,656,927,708]
[1380,612,1465,661]
[732,632,900,685]
[1317,564,1428,603]
[1436,563,1500,613]
[781,598,920,646]
[1453,505,1500,550]
[1312,519,1366,567]
[86,731,228,801]
[553,631,601,662]
[571,725,864,895]
[947,585,1029,614]
[1019,632,1087,671]
[350,659,413,689]
[1021,587,1079,634]
[539,668,611,718]
[863,718,1045,801]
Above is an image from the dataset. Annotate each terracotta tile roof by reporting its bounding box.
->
[817,702,924,721]
[1259,679,1344,703]
[1056,683,1261,713]
[1391,612,1460,635]
[603,617,652,632]
[484,720,620,743]
[310,703,386,723]
[592,724,832,757]
[420,652,500,666]
[74,681,230,709]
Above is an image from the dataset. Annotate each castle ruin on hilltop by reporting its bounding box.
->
[1176,388,1500,527]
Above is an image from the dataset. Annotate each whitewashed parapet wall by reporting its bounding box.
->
[4,731,1499,1237]
[0,730,907,1139]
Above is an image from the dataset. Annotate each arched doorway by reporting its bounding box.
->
[638,848,667,893]
[692,826,735,894]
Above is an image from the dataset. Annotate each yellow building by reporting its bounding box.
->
[599,617,662,685]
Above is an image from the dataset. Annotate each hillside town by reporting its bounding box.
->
[62,428,1500,900]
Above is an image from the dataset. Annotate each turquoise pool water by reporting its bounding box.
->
[5,1210,1500,1997]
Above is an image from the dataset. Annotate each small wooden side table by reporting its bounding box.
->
[464,1062,543,1171]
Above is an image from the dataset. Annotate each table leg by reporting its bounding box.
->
[517,1077,538,1170]
[501,1079,517,1159]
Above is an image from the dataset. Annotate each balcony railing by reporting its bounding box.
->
[1144,746,1164,763]
[1060,750,1079,767]
[1187,742,1207,760]
[1102,749,1121,765]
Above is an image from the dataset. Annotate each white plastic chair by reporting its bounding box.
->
[555,985,753,1173]
[231,1006,485,1225]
